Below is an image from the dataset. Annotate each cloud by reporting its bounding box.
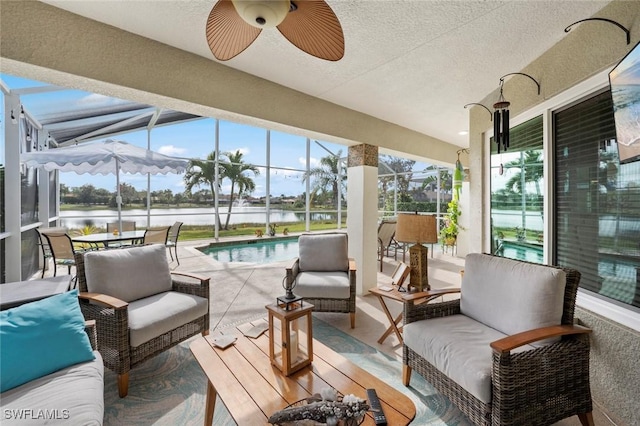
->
[299,157,320,167]
[227,147,250,156]
[158,145,186,156]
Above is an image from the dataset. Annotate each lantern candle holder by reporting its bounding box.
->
[266,302,314,376]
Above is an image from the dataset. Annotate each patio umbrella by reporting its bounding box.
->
[21,139,188,232]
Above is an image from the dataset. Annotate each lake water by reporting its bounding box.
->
[60,207,336,228]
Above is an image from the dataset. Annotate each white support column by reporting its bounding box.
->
[265,130,271,234]
[5,94,22,281]
[305,138,310,232]
[214,119,220,240]
[37,131,50,227]
[347,144,379,295]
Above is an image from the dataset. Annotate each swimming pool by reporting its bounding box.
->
[199,237,300,263]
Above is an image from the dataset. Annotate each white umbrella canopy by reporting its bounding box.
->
[21,139,188,231]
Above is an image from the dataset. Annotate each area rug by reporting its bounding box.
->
[103,318,470,425]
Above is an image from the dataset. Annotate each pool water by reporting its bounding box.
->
[199,237,300,263]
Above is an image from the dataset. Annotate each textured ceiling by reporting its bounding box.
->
[41,0,611,148]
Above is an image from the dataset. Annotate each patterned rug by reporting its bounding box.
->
[103,318,470,425]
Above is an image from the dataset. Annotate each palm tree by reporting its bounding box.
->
[220,150,260,230]
[302,150,345,208]
[184,152,222,229]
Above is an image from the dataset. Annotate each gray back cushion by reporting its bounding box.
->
[298,233,349,272]
[84,244,172,302]
[460,253,566,338]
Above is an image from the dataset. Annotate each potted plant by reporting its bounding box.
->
[440,197,461,247]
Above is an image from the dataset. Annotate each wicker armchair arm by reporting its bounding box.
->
[84,320,98,350]
[285,258,300,287]
[401,288,461,302]
[404,298,461,324]
[79,292,128,309]
[491,324,592,354]
[171,271,210,299]
[170,271,208,282]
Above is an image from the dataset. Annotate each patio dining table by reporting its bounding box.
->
[72,230,146,249]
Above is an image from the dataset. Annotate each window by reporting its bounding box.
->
[490,116,544,263]
[554,90,640,310]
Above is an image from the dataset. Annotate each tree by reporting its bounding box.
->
[378,155,415,211]
[302,150,345,208]
[76,184,97,206]
[220,150,260,230]
[184,152,222,228]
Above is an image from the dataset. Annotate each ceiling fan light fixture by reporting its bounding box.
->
[231,0,290,29]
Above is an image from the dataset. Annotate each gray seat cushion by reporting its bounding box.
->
[128,291,208,347]
[0,352,104,425]
[460,253,566,341]
[84,244,172,303]
[298,233,348,272]
[294,271,351,299]
[404,315,534,404]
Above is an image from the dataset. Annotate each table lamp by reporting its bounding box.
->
[395,213,437,292]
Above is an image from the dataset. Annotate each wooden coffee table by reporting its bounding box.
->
[190,319,416,425]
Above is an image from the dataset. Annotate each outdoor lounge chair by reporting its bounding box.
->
[402,253,593,425]
[377,219,403,271]
[74,244,210,397]
[285,233,357,328]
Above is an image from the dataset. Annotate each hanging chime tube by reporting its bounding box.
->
[493,109,501,153]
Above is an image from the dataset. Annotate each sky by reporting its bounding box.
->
[1,73,432,197]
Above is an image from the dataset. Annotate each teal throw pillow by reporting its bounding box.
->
[0,289,95,392]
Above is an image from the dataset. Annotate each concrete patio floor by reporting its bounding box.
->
[39,235,612,425]
[171,237,614,426]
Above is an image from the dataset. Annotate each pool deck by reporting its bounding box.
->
[176,233,465,360]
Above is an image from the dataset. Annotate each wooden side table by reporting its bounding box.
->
[369,286,409,344]
[369,286,455,345]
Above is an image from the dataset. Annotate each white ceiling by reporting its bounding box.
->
[42,0,611,148]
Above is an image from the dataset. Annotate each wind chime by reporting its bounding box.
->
[493,80,510,153]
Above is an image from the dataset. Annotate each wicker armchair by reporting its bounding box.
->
[285,233,356,328]
[75,244,209,398]
[402,254,593,426]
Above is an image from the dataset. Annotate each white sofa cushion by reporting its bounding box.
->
[460,253,566,340]
[404,315,534,404]
[0,352,104,425]
[298,233,348,272]
[84,244,172,302]
[294,271,351,299]
[127,291,208,348]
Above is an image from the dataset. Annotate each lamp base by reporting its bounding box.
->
[408,244,429,292]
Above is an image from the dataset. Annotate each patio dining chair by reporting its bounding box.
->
[36,227,68,278]
[106,221,138,247]
[165,221,183,265]
[41,232,78,278]
[143,226,171,246]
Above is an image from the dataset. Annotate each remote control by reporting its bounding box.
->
[366,388,387,425]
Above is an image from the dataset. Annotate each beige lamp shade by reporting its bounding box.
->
[395,214,438,245]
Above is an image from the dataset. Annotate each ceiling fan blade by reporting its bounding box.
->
[206,0,262,61]
[277,0,345,61]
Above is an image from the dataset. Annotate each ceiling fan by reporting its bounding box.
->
[205,0,344,61]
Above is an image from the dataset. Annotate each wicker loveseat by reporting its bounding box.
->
[285,233,357,328]
[75,244,210,397]
[402,253,593,426]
